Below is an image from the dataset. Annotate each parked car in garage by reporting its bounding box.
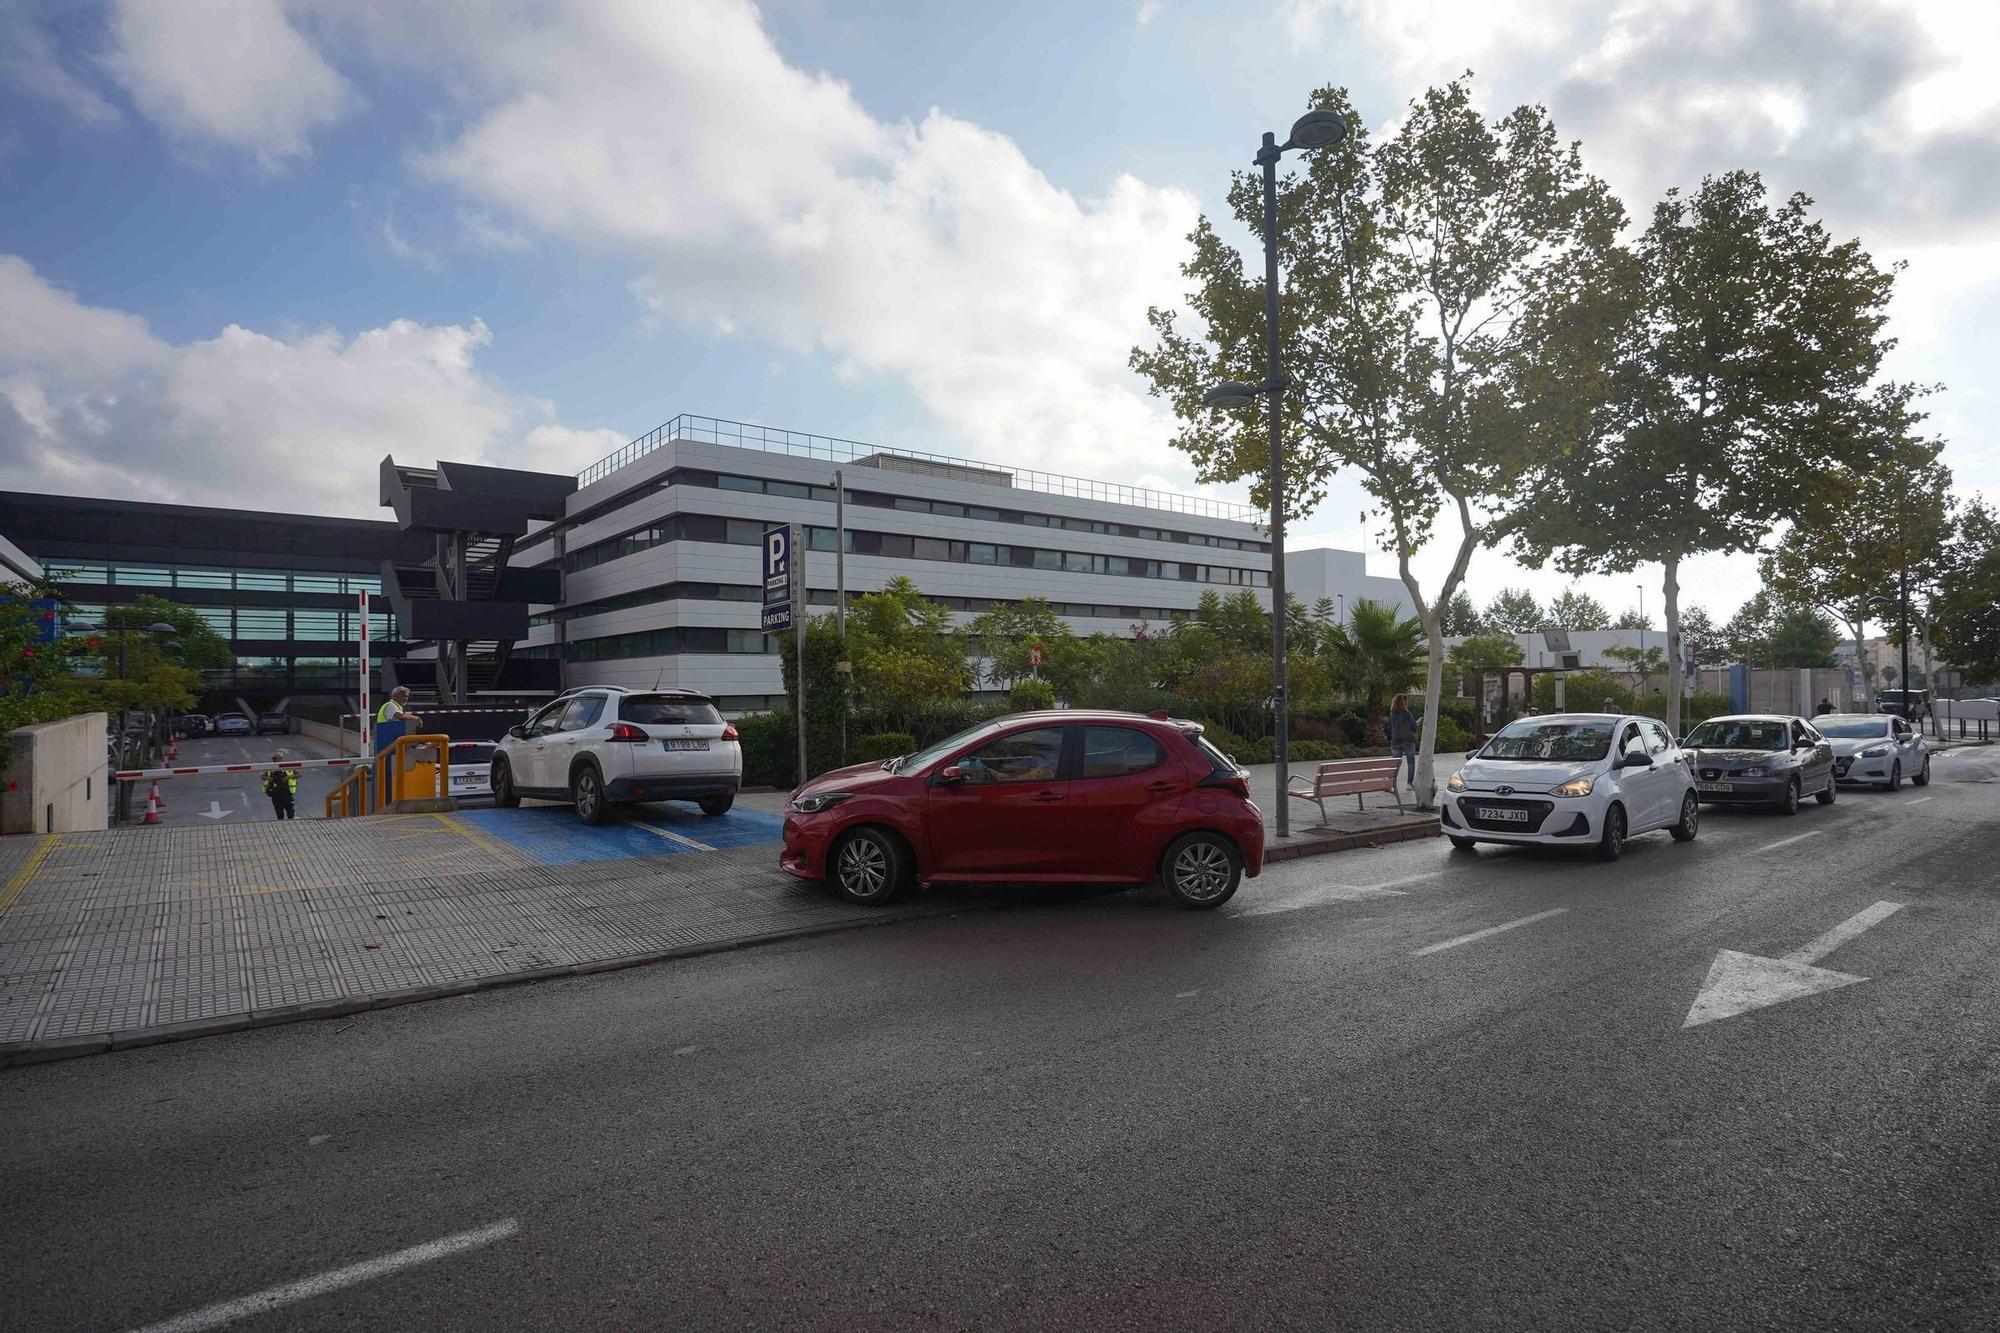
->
[173,713,211,738]
[448,741,496,800]
[256,712,291,735]
[781,710,1264,909]
[490,687,741,824]
[213,712,253,737]
[1443,713,1698,860]
[1815,713,1930,789]
[1681,714,1836,813]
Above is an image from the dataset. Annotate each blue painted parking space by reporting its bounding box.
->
[451,803,785,866]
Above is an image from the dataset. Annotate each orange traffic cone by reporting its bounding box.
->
[140,785,162,825]
[149,779,165,809]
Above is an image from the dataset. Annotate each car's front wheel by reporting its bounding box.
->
[1669,792,1699,841]
[1884,762,1902,792]
[572,763,608,826]
[1448,835,1478,853]
[1912,757,1930,787]
[1595,804,1625,861]
[1779,777,1801,815]
[1816,776,1836,806]
[491,758,521,808]
[1161,831,1242,909]
[830,827,909,905]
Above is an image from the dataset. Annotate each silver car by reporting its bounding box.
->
[1815,713,1930,789]
[1682,714,1836,814]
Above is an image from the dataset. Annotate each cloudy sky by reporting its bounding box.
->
[3,0,1996,628]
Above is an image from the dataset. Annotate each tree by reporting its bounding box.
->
[1482,587,1546,633]
[841,577,970,727]
[1445,631,1525,692]
[1546,590,1610,630]
[1512,169,1914,733]
[1326,598,1425,722]
[1133,77,1626,806]
[1761,446,1953,706]
[1677,605,1726,666]
[2,582,95,762]
[1722,591,1779,666]
[1440,589,1482,636]
[1764,607,1839,668]
[1931,498,2000,683]
[1611,608,1654,630]
[965,596,1097,703]
[1602,643,1667,679]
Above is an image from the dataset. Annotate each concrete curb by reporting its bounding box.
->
[1263,816,1439,863]
[0,899,970,1071]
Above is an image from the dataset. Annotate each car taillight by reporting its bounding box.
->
[722,723,739,741]
[1199,770,1251,798]
[607,723,648,742]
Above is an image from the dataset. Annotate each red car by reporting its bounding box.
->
[781,710,1264,909]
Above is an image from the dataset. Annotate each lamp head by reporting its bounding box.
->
[1288,109,1348,150]
[1203,380,1262,409]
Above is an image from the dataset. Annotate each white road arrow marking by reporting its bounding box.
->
[198,800,231,820]
[1682,900,1904,1029]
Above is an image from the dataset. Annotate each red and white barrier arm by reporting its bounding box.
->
[111,758,369,781]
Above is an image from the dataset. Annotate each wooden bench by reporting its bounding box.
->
[1286,757,1405,824]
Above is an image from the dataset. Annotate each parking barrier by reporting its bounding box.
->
[110,757,366,782]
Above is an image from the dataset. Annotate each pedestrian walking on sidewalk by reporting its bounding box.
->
[1387,694,1418,787]
[264,753,297,820]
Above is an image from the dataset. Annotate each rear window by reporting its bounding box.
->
[1194,736,1240,773]
[621,694,723,726]
[451,743,496,764]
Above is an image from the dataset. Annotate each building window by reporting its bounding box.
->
[113,565,172,586]
[236,609,289,637]
[236,571,289,591]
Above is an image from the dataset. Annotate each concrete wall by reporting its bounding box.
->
[3,711,108,836]
[295,717,357,755]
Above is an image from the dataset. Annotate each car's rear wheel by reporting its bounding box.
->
[698,794,734,816]
[1161,831,1242,909]
[1912,757,1930,787]
[573,763,607,826]
[1815,776,1836,805]
[830,827,908,905]
[1885,762,1902,792]
[1669,792,1699,841]
[491,758,520,808]
[1779,777,1801,815]
[1595,804,1625,861]
[1448,835,1478,853]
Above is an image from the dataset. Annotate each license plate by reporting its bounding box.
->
[665,739,709,751]
[1697,782,1733,793]
[1473,807,1530,822]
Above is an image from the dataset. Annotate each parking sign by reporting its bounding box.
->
[762,524,795,632]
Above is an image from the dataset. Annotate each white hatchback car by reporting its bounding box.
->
[491,687,742,825]
[1815,712,1931,789]
[1444,713,1698,861]
[447,741,496,800]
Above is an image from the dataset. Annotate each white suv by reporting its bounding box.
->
[491,687,742,825]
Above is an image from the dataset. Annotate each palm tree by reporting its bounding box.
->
[1326,598,1426,722]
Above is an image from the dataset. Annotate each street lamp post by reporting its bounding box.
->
[1203,108,1348,840]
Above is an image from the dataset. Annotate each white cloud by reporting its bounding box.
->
[458,210,533,253]
[1137,0,1163,26]
[102,0,353,167]
[0,6,121,126]
[381,217,440,270]
[0,256,602,516]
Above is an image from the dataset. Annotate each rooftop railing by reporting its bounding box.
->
[576,413,1257,524]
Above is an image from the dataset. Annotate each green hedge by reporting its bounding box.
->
[1008,679,1056,712]
[854,731,916,763]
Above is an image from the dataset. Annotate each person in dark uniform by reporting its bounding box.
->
[263,753,297,820]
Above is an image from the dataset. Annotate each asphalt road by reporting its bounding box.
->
[118,732,351,825]
[6,749,1997,1331]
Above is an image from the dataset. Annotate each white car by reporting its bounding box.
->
[448,741,497,799]
[490,687,742,825]
[1815,712,1931,789]
[1443,712,1698,861]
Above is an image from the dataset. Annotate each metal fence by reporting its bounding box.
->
[576,413,1258,524]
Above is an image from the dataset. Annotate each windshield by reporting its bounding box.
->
[622,695,722,726]
[451,743,496,764]
[1812,717,1891,739]
[1479,719,1614,762]
[901,719,1009,773]
[1685,719,1789,750]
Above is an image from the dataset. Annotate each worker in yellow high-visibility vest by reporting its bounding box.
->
[376,686,422,731]
[263,752,298,820]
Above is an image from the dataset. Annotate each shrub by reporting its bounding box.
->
[1433,715,1471,752]
[853,731,916,764]
[1008,678,1057,712]
[736,709,795,788]
[1683,692,1733,728]
[1289,739,1342,762]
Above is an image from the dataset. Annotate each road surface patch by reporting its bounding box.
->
[1754,830,1824,854]
[1682,900,1905,1028]
[1412,908,1569,957]
[122,1218,519,1333]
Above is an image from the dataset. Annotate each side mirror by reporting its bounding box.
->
[506,724,526,740]
[938,765,966,784]
[1618,751,1653,769]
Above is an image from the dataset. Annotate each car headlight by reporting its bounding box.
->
[1552,776,1593,797]
[788,792,852,814]
[1738,767,1768,778]
[1446,772,1466,791]
[1858,745,1891,758]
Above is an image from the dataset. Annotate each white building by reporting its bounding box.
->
[1286,546,1411,622]
[515,416,1281,708]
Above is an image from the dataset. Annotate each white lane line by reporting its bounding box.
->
[1365,870,1445,892]
[1903,796,1934,805]
[124,1219,520,1333]
[1783,900,1905,967]
[1754,830,1824,854]
[1234,871,1442,919]
[628,821,716,852]
[1412,907,1568,957]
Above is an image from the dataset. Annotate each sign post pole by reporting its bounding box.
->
[763,524,806,787]
[793,522,807,788]
[358,590,371,760]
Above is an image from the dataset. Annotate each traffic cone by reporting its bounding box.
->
[140,785,162,825]
[149,779,165,809]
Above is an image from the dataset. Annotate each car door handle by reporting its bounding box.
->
[1034,790,1063,802]
[1146,781,1178,794]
